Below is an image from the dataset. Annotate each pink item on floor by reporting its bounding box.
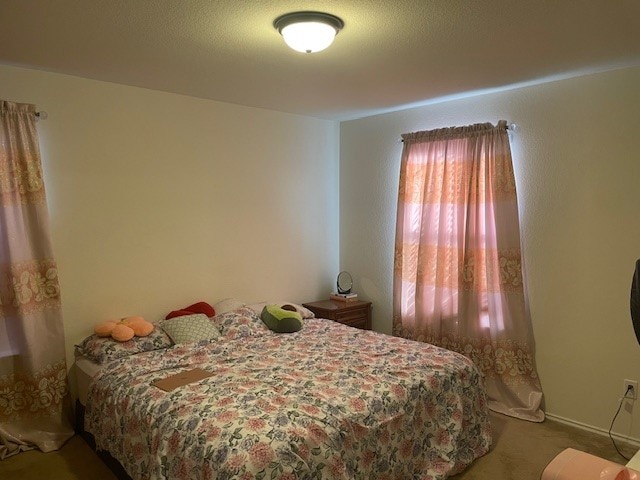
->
[541,448,640,480]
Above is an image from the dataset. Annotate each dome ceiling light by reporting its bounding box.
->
[274,11,344,54]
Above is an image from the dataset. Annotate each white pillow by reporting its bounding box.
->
[213,298,247,315]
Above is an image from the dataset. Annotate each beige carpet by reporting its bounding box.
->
[452,413,634,479]
[0,412,635,480]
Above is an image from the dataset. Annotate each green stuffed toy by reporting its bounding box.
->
[260,304,303,333]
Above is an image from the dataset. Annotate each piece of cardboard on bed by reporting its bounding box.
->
[152,368,214,392]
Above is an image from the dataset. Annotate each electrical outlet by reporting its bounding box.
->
[624,379,638,400]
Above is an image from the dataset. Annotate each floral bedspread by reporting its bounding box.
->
[85,319,491,480]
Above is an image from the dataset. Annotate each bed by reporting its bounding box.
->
[76,304,491,479]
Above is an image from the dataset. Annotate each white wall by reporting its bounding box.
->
[340,66,640,439]
[0,64,340,369]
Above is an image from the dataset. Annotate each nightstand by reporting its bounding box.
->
[302,300,372,330]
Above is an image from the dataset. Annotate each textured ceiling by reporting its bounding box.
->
[1,0,639,121]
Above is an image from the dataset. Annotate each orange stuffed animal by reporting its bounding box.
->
[94,316,154,342]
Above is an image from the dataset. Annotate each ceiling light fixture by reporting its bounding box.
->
[274,11,344,54]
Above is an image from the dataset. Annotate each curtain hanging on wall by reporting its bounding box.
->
[392,120,544,422]
[0,100,73,458]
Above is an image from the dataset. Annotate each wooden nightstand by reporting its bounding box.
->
[302,300,372,330]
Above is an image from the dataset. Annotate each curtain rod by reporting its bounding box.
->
[35,111,48,120]
[399,122,518,142]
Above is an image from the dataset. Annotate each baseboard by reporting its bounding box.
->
[545,412,640,448]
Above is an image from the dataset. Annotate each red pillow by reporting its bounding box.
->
[165,309,193,320]
[185,302,215,317]
[165,301,216,320]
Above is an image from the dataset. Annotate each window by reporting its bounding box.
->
[0,317,20,358]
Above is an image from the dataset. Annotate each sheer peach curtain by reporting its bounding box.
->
[0,101,73,458]
[393,121,544,422]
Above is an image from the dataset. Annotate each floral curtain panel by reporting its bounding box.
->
[393,121,544,422]
[0,101,73,458]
